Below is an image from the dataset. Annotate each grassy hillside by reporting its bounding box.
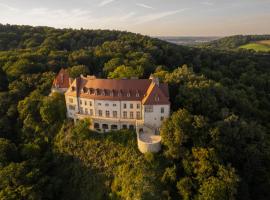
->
[200,35,270,52]
[239,40,270,52]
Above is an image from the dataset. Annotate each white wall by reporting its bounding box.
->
[143,104,170,128]
[65,95,79,118]
[65,94,170,131]
[120,101,142,119]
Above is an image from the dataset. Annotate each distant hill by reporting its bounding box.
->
[156,36,220,46]
[200,35,270,52]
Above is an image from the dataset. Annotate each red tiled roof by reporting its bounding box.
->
[52,68,70,89]
[142,82,170,105]
[66,75,170,105]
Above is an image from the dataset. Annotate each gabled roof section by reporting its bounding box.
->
[52,68,71,89]
[142,82,170,105]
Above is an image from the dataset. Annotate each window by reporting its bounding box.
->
[98,110,102,117]
[130,104,133,109]
[105,103,109,106]
[102,124,108,129]
[145,105,153,112]
[136,111,140,119]
[106,110,110,117]
[85,101,87,106]
[123,111,127,118]
[69,98,73,103]
[80,100,82,105]
[127,92,130,97]
[130,112,134,119]
[113,104,116,107]
[113,111,117,118]
[123,103,127,109]
[90,109,93,116]
[161,116,164,121]
[90,101,92,106]
[137,104,140,109]
[68,105,75,110]
[122,124,127,129]
[161,107,164,113]
[155,96,160,101]
[136,92,140,97]
[111,125,118,130]
[94,123,100,129]
[98,103,101,106]
[129,125,135,130]
[85,108,88,114]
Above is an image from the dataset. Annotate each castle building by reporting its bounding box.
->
[51,68,72,94]
[64,75,170,136]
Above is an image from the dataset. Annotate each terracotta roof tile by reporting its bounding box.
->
[52,68,71,89]
[65,76,170,105]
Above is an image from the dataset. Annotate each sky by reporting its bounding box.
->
[0,0,270,36]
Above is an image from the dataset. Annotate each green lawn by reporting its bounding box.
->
[239,40,270,52]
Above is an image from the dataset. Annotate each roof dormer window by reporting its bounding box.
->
[155,95,160,101]
[89,88,94,94]
[118,90,122,97]
[95,89,98,95]
[136,90,140,97]
[127,92,130,97]
[110,90,114,96]
[102,89,106,96]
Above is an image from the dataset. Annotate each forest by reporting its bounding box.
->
[0,24,270,200]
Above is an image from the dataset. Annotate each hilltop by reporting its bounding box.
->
[199,34,270,53]
[0,24,270,200]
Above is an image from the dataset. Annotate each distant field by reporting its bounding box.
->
[239,40,270,52]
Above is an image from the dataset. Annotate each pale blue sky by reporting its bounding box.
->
[0,0,269,36]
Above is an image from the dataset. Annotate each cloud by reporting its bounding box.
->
[201,1,214,6]
[136,3,154,9]
[0,2,19,12]
[98,0,116,7]
[121,12,136,21]
[135,9,188,24]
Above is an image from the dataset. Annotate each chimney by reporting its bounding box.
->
[149,74,159,86]
[87,75,96,80]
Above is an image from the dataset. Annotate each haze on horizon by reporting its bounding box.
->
[0,0,269,36]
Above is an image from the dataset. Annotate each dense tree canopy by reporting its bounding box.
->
[0,24,270,200]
